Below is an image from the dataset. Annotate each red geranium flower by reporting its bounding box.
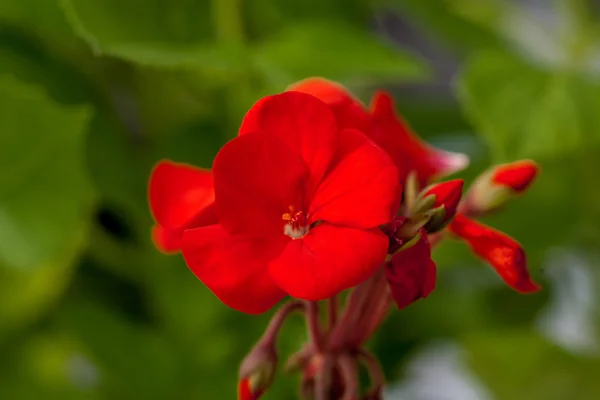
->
[148,160,217,253]
[448,214,540,293]
[182,92,400,314]
[289,78,468,186]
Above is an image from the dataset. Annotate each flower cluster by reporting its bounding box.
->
[148,78,540,399]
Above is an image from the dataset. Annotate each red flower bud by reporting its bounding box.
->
[385,231,437,310]
[238,342,277,400]
[422,179,464,215]
[448,214,541,293]
[238,377,265,400]
[465,160,539,216]
[416,179,464,233]
[492,160,539,193]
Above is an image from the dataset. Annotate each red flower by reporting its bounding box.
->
[492,160,539,193]
[385,231,437,310]
[448,214,541,293]
[288,78,468,185]
[182,92,400,314]
[287,77,371,132]
[238,377,264,400]
[369,92,469,186]
[148,160,217,253]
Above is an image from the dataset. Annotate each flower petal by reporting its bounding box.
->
[151,225,182,254]
[238,91,339,192]
[287,77,371,132]
[448,214,541,293]
[148,160,216,228]
[309,128,400,229]
[182,224,288,314]
[369,92,469,185]
[213,132,309,237]
[269,223,388,300]
[386,232,437,310]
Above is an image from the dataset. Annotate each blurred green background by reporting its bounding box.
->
[1,0,600,398]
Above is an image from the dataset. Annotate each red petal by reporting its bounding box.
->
[309,128,400,229]
[148,161,218,252]
[369,92,469,185]
[386,232,437,310]
[287,77,371,132]
[148,160,216,228]
[492,160,539,193]
[213,132,309,237]
[151,225,182,254]
[269,224,388,300]
[182,225,287,314]
[448,215,541,293]
[238,91,339,193]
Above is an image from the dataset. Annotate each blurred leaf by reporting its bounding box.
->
[0,75,93,338]
[57,300,184,399]
[253,21,429,86]
[0,76,94,271]
[466,330,600,400]
[457,50,600,160]
[244,0,372,40]
[0,0,78,44]
[60,0,247,72]
[0,233,84,342]
[0,333,102,399]
[388,0,502,52]
[0,30,97,105]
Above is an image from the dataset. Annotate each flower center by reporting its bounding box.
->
[282,205,308,239]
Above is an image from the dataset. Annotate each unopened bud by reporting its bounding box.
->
[415,179,464,233]
[465,160,538,216]
[238,343,277,400]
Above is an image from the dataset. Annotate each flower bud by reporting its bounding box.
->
[238,343,277,400]
[465,160,538,216]
[415,179,464,233]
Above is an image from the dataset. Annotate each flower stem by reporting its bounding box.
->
[314,355,333,400]
[262,300,304,344]
[327,294,338,331]
[357,348,386,395]
[305,301,324,353]
[338,353,359,400]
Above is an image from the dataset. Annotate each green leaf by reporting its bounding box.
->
[253,21,430,86]
[0,76,94,271]
[388,0,502,52]
[465,330,600,400]
[456,50,600,160]
[0,75,93,337]
[60,0,246,71]
[57,300,184,399]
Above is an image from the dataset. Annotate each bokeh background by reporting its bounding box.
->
[1,0,600,398]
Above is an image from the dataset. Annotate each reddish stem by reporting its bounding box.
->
[305,301,325,353]
[327,294,339,332]
[337,353,359,400]
[262,300,304,344]
[357,348,386,395]
[314,355,334,400]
